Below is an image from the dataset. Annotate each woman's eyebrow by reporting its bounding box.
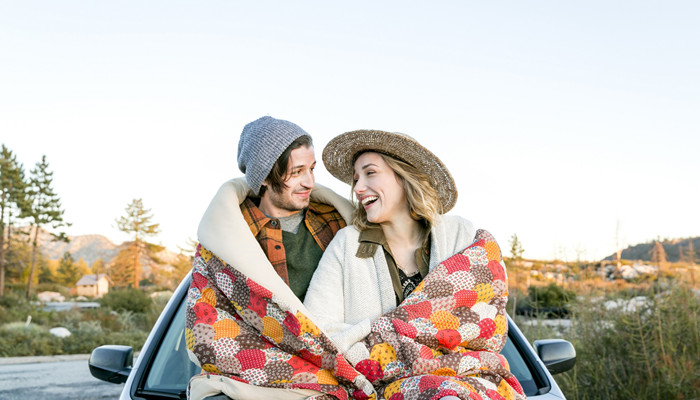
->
[354,163,378,176]
[360,163,378,170]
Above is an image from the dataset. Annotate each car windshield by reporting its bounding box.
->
[142,297,200,397]
[501,333,538,395]
[139,286,545,398]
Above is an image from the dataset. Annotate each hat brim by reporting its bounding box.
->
[322,129,457,213]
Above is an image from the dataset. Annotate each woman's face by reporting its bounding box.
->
[353,152,408,224]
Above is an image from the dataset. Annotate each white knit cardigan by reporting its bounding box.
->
[303,215,476,357]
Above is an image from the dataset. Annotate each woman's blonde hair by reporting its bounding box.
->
[351,152,442,233]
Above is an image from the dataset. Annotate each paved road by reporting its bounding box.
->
[0,355,124,400]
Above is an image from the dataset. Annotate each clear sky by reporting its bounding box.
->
[1,1,698,261]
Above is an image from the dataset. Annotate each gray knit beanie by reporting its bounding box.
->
[237,116,312,195]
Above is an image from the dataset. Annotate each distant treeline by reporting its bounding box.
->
[605,237,699,263]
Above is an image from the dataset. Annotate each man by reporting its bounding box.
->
[188,116,351,399]
[235,116,347,300]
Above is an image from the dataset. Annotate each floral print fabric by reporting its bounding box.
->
[186,229,526,400]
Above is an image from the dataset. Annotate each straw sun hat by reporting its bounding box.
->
[322,129,457,213]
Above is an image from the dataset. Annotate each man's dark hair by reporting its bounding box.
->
[259,135,313,196]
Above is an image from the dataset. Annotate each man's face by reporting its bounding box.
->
[260,145,316,217]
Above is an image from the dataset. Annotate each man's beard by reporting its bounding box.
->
[267,189,309,213]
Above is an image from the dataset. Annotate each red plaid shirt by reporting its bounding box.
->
[240,197,346,285]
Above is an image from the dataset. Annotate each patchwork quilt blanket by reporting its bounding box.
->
[186,229,526,400]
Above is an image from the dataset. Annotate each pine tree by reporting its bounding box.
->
[23,155,70,299]
[38,261,57,284]
[650,240,667,266]
[650,239,667,286]
[90,257,106,296]
[4,238,33,284]
[115,198,161,288]
[0,145,29,296]
[509,234,525,264]
[57,251,79,286]
[75,257,90,277]
[108,246,137,288]
[688,239,696,266]
[91,257,105,275]
[165,253,194,288]
[508,233,526,310]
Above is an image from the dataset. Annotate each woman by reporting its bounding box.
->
[303,130,526,400]
[304,129,476,356]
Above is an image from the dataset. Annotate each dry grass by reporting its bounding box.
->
[515,277,700,400]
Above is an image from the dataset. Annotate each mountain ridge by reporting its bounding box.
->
[605,237,699,263]
[26,228,180,266]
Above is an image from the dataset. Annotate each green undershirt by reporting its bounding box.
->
[282,222,324,302]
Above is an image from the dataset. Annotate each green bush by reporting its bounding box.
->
[99,288,152,313]
[61,320,105,354]
[507,287,529,317]
[0,322,62,356]
[57,319,148,354]
[105,330,149,351]
[0,292,57,326]
[528,283,575,308]
[80,307,121,331]
[144,292,171,329]
[0,291,23,309]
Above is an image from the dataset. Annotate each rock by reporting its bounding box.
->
[38,291,65,302]
[49,327,72,338]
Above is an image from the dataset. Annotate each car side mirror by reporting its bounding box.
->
[89,345,133,384]
[534,339,576,375]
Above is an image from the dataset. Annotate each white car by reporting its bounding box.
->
[90,273,576,399]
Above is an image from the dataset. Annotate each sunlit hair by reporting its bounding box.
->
[351,152,441,234]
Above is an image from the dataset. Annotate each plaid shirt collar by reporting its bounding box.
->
[242,197,342,246]
[243,197,288,236]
